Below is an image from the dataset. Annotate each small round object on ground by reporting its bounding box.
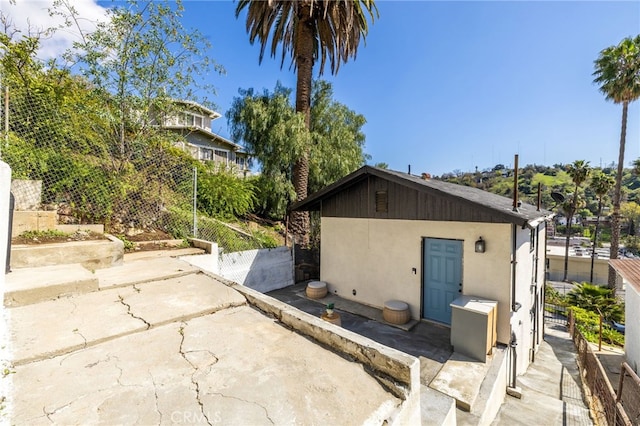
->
[383,300,410,325]
[306,280,327,299]
[321,312,341,326]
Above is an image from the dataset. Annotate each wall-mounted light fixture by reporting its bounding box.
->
[475,237,486,253]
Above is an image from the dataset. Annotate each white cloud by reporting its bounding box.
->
[0,0,109,60]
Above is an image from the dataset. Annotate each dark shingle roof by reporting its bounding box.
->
[290,166,553,227]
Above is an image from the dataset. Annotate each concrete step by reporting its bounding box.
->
[8,272,247,365]
[95,256,201,290]
[421,385,456,425]
[10,236,123,270]
[133,239,185,248]
[456,345,508,425]
[123,247,205,261]
[4,264,99,307]
[429,350,497,413]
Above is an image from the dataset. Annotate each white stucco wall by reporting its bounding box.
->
[625,282,640,374]
[0,160,12,423]
[546,251,609,285]
[0,160,10,287]
[510,225,543,374]
[320,217,515,344]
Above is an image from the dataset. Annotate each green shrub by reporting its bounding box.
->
[567,282,624,322]
[249,173,296,220]
[570,306,625,347]
[18,229,69,239]
[545,284,568,306]
[556,224,584,235]
[115,235,135,251]
[197,166,256,219]
[161,206,275,252]
[623,235,640,256]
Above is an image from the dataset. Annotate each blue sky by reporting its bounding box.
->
[5,1,640,176]
[181,0,640,176]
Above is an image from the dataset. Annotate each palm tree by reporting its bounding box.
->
[563,160,590,281]
[633,158,640,176]
[567,282,624,322]
[593,35,640,289]
[236,0,378,245]
[589,171,614,282]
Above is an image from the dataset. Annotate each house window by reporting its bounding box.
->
[181,112,204,129]
[200,148,213,161]
[214,149,228,163]
[236,156,246,168]
[530,228,536,252]
[375,191,388,213]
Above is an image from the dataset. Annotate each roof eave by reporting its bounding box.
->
[290,166,553,226]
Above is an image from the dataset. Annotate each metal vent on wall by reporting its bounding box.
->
[375,190,388,212]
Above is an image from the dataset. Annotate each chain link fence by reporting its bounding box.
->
[0,82,277,260]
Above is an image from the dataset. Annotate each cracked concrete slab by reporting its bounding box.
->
[95,257,200,290]
[11,305,401,425]
[8,290,144,365]
[4,263,98,307]
[118,273,246,327]
[9,273,246,366]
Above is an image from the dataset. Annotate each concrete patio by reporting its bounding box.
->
[267,283,453,386]
[1,246,597,425]
[2,256,420,425]
[269,282,596,426]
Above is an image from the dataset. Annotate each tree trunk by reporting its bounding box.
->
[289,5,314,247]
[563,184,579,281]
[563,212,573,281]
[608,101,628,291]
[590,198,602,283]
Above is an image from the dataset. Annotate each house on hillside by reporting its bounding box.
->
[555,214,582,227]
[157,100,249,174]
[291,165,554,385]
[609,259,639,374]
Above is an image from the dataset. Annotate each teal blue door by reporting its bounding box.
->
[422,238,462,324]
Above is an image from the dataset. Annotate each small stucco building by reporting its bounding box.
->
[609,259,640,374]
[292,166,553,380]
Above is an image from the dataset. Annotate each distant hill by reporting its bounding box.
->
[436,163,640,216]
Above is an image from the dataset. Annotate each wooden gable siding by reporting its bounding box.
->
[321,175,513,223]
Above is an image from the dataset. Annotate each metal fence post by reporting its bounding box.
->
[292,235,296,283]
[193,166,197,238]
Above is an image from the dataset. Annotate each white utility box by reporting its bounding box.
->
[450,295,497,362]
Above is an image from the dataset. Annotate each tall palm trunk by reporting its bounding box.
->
[590,197,603,282]
[289,6,314,246]
[608,101,628,291]
[562,216,573,281]
[562,184,579,281]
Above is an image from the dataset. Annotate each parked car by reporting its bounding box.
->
[607,320,626,335]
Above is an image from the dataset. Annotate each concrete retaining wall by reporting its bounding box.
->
[228,282,421,424]
[219,246,294,292]
[10,179,41,210]
[11,211,57,238]
[10,234,123,270]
